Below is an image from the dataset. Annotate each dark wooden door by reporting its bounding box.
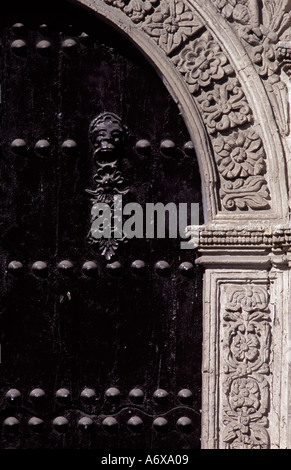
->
[0,0,203,450]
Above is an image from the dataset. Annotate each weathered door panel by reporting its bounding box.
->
[0,0,203,449]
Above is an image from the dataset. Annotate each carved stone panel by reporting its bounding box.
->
[221,283,271,449]
[202,269,289,449]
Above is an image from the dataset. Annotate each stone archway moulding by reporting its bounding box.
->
[69,0,291,449]
[71,0,290,225]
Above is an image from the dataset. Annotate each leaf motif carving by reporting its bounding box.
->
[220,175,270,211]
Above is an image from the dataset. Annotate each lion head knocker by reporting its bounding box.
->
[86,112,129,260]
[89,112,128,165]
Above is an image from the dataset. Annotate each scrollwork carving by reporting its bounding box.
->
[221,284,271,449]
[220,176,270,210]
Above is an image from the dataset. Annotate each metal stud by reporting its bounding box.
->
[160,139,175,156]
[127,416,143,432]
[80,388,96,403]
[131,260,146,275]
[11,39,27,56]
[106,261,122,275]
[62,38,78,52]
[34,139,50,157]
[105,387,120,403]
[56,388,71,403]
[36,40,52,55]
[78,32,91,45]
[57,260,74,276]
[82,261,98,277]
[78,416,93,431]
[53,416,68,432]
[28,417,44,432]
[3,417,19,431]
[32,261,48,278]
[183,141,195,156]
[177,388,193,405]
[8,260,24,276]
[178,262,194,278]
[12,23,26,35]
[153,417,168,432]
[39,24,49,34]
[129,388,144,404]
[29,388,46,401]
[11,138,27,155]
[135,139,151,156]
[6,388,21,403]
[153,389,169,404]
[154,261,171,277]
[176,416,192,433]
[61,139,77,155]
[102,416,118,433]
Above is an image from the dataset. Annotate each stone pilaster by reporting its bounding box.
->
[194,227,291,449]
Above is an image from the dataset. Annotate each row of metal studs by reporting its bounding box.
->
[7,260,196,278]
[9,138,195,157]
[3,414,194,434]
[5,387,193,405]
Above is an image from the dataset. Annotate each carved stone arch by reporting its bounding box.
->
[71,0,289,225]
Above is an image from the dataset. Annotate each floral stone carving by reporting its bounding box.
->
[211,0,291,135]
[104,0,157,23]
[142,0,204,54]
[197,78,253,135]
[172,31,234,93]
[213,130,266,180]
[171,26,270,210]
[101,0,271,212]
[221,284,271,449]
[213,130,270,210]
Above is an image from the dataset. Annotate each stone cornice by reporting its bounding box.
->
[187,224,291,264]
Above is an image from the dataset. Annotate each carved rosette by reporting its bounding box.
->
[213,130,270,210]
[171,31,235,92]
[221,284,271,449]
[142,0,204,53]
[101,0,272,212]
